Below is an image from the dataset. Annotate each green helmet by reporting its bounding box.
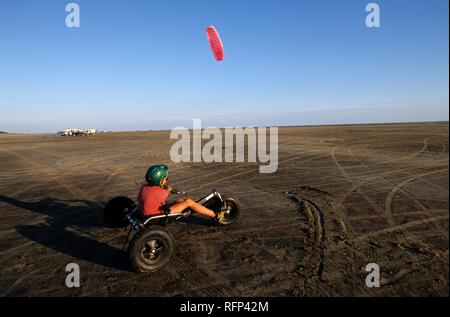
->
[145,164,169,186]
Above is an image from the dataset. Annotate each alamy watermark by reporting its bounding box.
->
[64,3,378,29]
[365,263,380,288]
[65,262,80,288]
[365,3,381,28]
[170,119,278,173]
[65,3,80,28]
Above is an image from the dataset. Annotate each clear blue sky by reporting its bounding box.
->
[0,0,448,132]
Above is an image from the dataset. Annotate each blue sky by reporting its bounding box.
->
[0,0,448,132]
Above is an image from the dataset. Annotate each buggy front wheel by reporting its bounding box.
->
[218,197,240,226]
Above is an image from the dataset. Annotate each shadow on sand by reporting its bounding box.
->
[0,195,130,271]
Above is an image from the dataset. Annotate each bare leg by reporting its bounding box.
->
[169,198,216,218]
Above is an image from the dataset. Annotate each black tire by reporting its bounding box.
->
[218,197,241,226]
[103,196,135,227]
[128,227,174,273]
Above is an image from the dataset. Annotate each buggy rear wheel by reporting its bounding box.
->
[128,227,174,273]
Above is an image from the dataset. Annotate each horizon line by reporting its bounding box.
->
[2,120,448,135]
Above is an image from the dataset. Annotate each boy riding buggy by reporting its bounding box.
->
[103,164,240,272]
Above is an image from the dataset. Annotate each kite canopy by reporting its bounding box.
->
[206,26,224,61]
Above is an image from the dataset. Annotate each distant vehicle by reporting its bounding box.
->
[85,129,97,136]
[64,128,81,136]
[57,128,97,136]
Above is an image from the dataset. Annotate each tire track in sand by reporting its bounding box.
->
[353,214,449,242]
[331,146,391,223]
[1,149,96,202]
[385,169,449,219]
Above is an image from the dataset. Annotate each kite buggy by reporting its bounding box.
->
[103,189,240,273]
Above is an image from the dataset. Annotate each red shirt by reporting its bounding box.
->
[138,185,170,217]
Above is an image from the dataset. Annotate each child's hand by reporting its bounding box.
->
[167,185,173,192]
